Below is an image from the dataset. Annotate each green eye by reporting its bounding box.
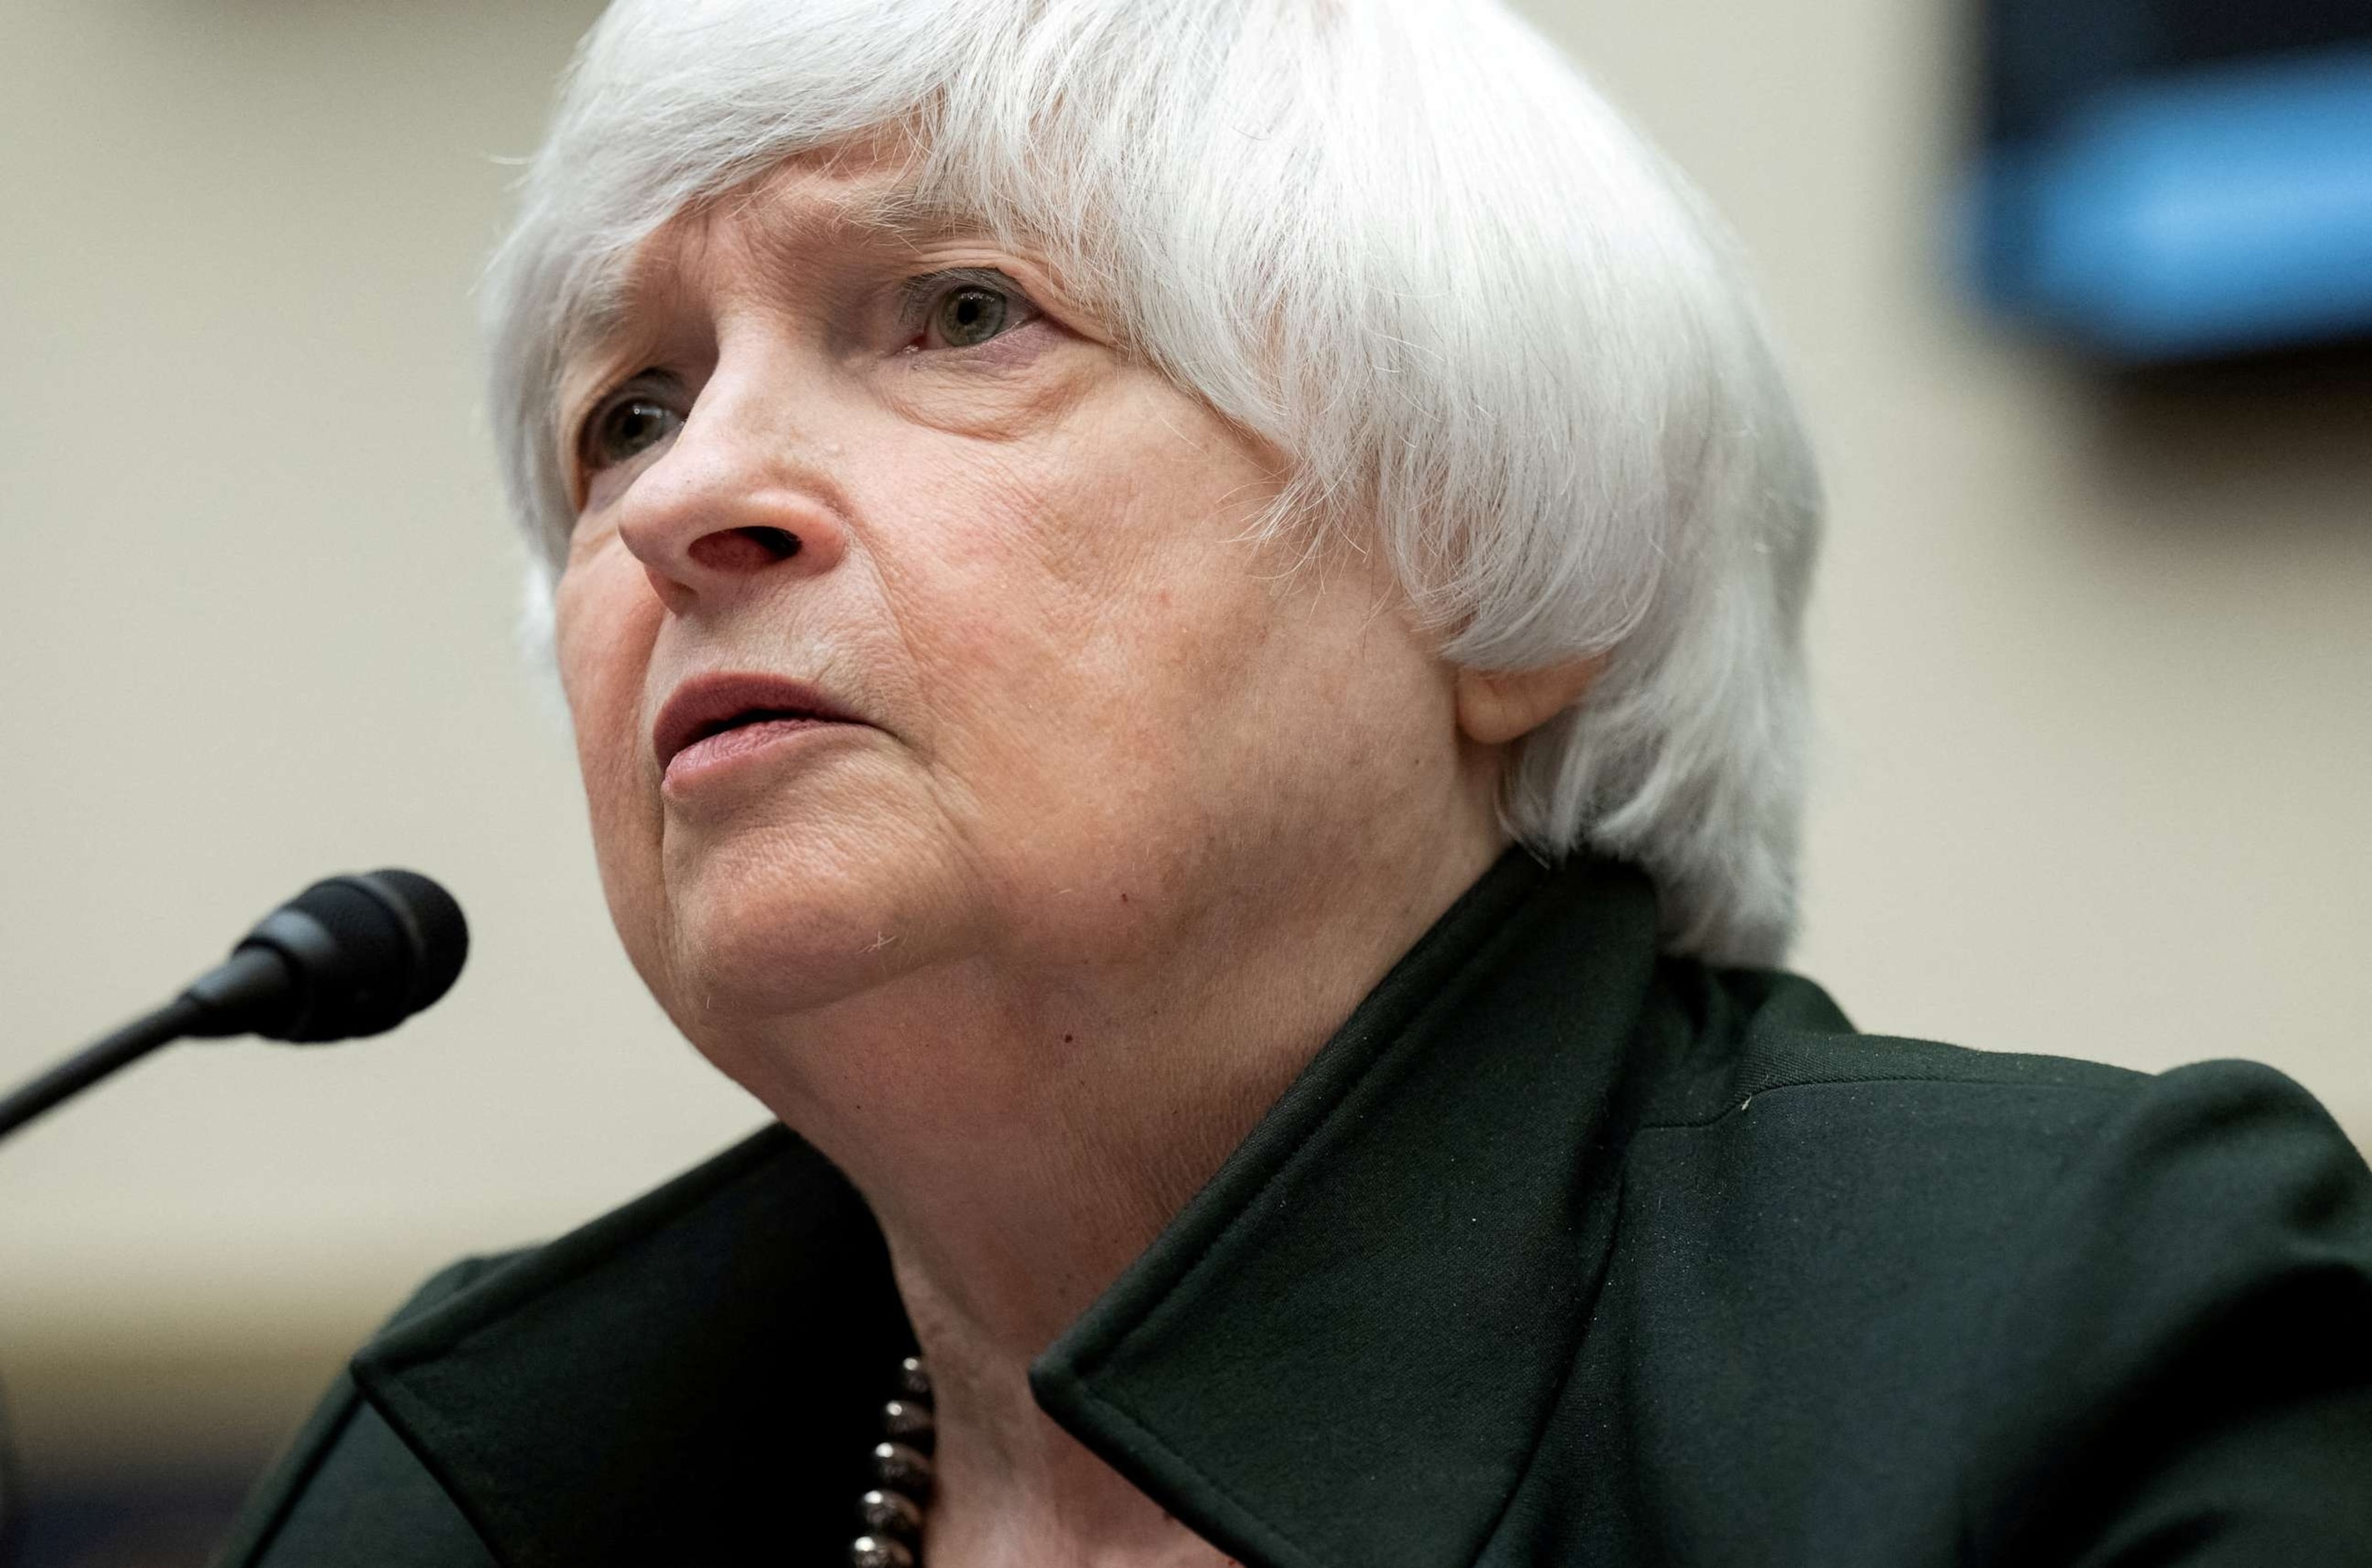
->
[933,285,1011,347]
[585,395,680,469]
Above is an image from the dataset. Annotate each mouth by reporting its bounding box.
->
[652,672,867,781]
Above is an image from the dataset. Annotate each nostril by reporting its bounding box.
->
[686,525,803,574]
[743,527,800,560]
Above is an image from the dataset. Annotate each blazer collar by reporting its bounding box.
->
[1033,851,1658,1568]
[351,850,1660,1568]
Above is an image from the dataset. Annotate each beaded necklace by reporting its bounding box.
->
[849,1356,935,1567]
[850,1355,1245,1568]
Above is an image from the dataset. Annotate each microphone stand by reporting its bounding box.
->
[2,872,464,1149]
[0,999,209,1146]
[0,946,294,1147]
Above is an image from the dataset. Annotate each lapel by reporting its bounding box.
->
[350,851,1660,1568]
[1033,852,1658,1568]
[352,1127,911,1566]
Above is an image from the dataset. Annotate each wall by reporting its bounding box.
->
[2,0,2365,1495]
[1526,2,2372,1122]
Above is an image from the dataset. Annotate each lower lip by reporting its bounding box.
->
[662,718,859,794]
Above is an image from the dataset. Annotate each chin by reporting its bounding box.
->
[648,817,966,1030]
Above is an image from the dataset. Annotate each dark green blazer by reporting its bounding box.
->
[215,853,2372,1567]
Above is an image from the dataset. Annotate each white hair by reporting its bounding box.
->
[485,0,1822,965]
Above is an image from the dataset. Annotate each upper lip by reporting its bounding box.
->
[652,672,865,770]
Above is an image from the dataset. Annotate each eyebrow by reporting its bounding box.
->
[724,176,988,255]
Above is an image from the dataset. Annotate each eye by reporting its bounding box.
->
[933,286,1008,347]
[580,387,683,475]
[912,271,1039,351]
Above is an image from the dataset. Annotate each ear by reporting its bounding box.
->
[1454,656,1604,746]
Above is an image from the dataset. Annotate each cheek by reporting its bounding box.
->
[554,550,666,923]
[879,452,1174,749]
[872,420,1293,881]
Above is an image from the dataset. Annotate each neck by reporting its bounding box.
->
[717,832,1503,1565]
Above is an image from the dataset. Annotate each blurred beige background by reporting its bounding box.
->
[2,0,2367,1500]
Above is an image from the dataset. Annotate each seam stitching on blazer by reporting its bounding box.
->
[1071,1384,1334,1568]
[1635,1075,2125,1132]
[233,1379,362,1565]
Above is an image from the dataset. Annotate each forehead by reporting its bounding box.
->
[581,154,984,344]
[680,151,967,269]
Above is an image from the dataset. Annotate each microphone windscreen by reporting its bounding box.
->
[238,870,469,1042]
[348,869,469,1018]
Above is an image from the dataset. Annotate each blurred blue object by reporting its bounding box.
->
[1974,49,2372,361]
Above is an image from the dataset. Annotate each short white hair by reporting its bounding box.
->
[486,0,1822,965]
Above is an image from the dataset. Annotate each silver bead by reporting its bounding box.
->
[883,1398,935,1444]
[849,1535,915,1568]
[895,1355,933,1401]
[872,1440,934,1495]
[858,1488,924,1538]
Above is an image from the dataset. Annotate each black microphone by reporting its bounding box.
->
[0,870,468,1144]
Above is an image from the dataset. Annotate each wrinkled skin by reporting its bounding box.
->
[550,147,1586,1568]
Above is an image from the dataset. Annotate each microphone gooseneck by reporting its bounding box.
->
[0,870,468,1143]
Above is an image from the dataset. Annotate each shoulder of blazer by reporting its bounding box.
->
[211,1253,520,1568]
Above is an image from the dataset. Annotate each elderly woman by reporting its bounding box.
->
[219,1,2372,1564]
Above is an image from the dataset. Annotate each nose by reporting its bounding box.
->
[612,374,852,614]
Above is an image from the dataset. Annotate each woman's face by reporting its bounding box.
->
[552,151,1487,1048]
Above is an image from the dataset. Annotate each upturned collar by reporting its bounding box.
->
[351,850,1661,1567]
